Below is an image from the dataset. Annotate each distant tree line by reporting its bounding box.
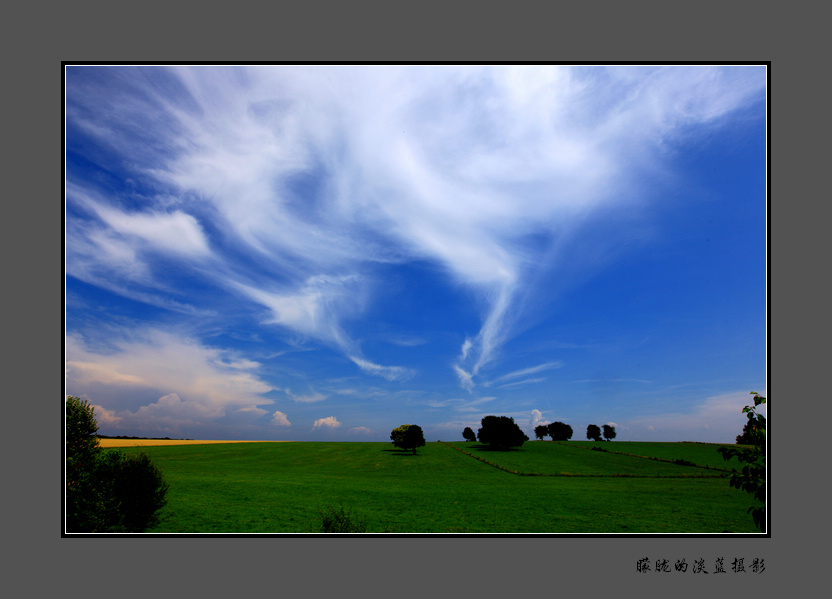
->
[459,417,530,449]
[530,422,616,442]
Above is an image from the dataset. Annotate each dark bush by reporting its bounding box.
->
[96,450,170,532]
[319,504,367,533]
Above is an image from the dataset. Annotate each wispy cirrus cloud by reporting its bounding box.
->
[67,65,765,396]
[486,361,565,387]
[284,388,328,403]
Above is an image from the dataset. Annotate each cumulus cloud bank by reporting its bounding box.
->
[65,330,274,435]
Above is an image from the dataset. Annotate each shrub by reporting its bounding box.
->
[319,504,367,533]
[96,450,170,532]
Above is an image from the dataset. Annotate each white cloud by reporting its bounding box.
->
[285,388,328,403]
[454,365,475,393]
[93,205,210,257]
[349,357,415,381]
[312,416,341,429]
[497,378,547,390]
[65,330,273,431]
[529,409,549,430]
[271,411,291,426]
[490,361,564,385]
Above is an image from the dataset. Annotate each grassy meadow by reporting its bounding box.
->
[113,440,762,534]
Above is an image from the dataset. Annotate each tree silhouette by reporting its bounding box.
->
[548,421,573,441]
[586,424,602,442]
[477,415,529,449]
[602,424,617,441]
[462,426,477,442]
[391,424,426,454]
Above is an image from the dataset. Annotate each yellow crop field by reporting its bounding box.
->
[97,439,289,448]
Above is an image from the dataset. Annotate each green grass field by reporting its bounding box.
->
[115,440,763,534]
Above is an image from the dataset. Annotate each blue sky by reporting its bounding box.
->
[64,65,767,443]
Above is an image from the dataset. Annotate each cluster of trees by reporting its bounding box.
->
[462,417,617,447]
[66,396,169,533]
[461,416,529,449]
[532,422,616,442]
[390,424,426,454]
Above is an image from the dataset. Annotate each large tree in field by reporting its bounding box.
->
[547,421,573,441]
[462,426,477,442]
[477,415,529,449]
[390,424,426,454]
[534,425,549,440]
[586,424,602,442]
[602,424,617,441]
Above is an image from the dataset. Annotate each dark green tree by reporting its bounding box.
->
[477,415,529,449]
[534,425,549,440]
[718,392,766,532]
[586,424,602,442]
[602,424,617,441]
[66,396,104,532]
[547,421,573,441]
[462,426,477,442]
[391,424,426,454]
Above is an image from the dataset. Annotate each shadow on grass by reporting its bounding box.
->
[382,448,422,456]
[468,444,522,452]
